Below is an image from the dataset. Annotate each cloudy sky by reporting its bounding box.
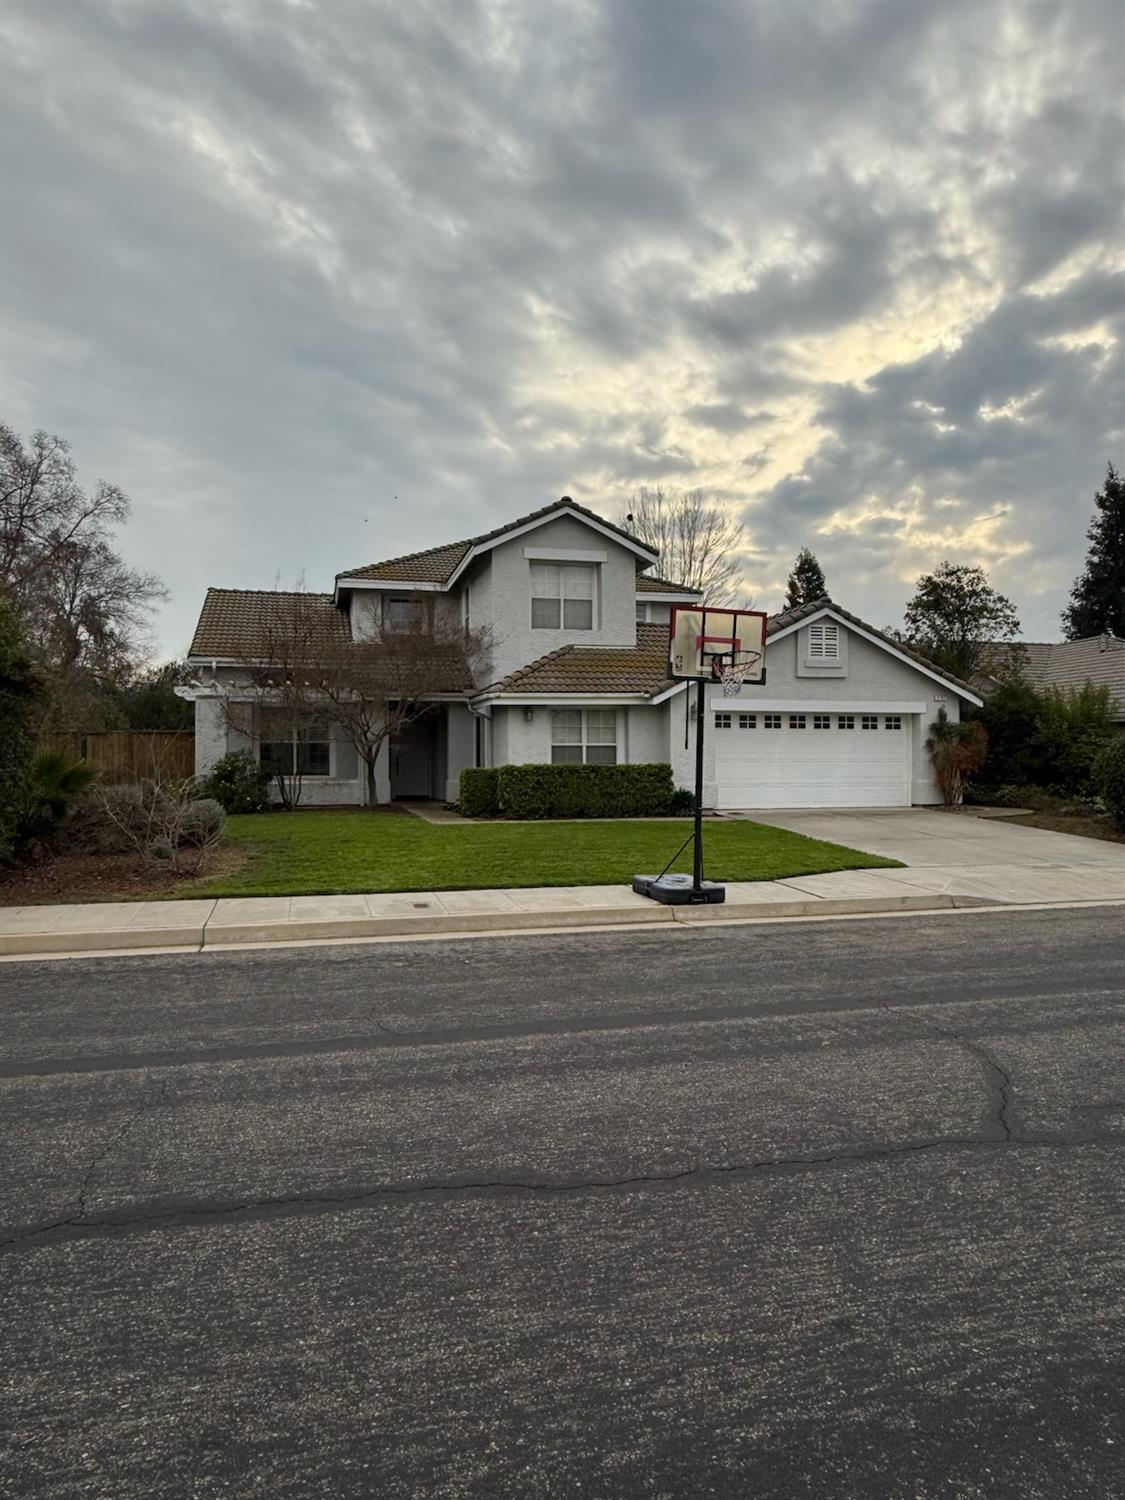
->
[3,0,1123,657]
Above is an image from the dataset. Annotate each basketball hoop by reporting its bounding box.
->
[715,649,763,697]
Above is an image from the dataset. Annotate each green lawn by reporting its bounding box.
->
[188,809,901,898]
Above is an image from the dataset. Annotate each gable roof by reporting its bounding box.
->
[339,498,656,586]
[481,597,984,703]
[767,598,982,700]
[985,635,1125,720]
[189,589,350,659]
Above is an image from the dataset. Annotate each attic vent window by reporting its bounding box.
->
[808,622,840,661]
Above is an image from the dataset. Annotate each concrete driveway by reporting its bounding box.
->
[736,807,1125,905]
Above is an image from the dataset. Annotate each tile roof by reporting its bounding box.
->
[985,636,1125,719]
[188,589,476,693]
[635,573,703,595]
[483,597,984,700]
[189,589,350,658]
[339,498,655,583]
[485,624,676,696]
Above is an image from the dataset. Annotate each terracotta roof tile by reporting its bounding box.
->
[189,589,349,659]
[635,573,703,595]
[340,499,655,584]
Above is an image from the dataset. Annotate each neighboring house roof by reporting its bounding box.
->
[984,635,1125,720]
[479,597,983,703]
[189,589,350,659]
[635,574,702,595]
[339,498,655,585]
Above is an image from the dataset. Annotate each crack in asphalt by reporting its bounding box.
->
[870,995,1017,1141]
[3,1129,1122,1254]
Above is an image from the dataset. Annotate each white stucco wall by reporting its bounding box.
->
[446,703,476,800]
[481,516,641,682]
[194,697,228,777]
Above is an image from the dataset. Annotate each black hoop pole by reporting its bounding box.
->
[693,676,706,892]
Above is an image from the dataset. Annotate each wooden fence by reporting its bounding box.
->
[44,731,196,784]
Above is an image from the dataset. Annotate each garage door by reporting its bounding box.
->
[714,709,911,809]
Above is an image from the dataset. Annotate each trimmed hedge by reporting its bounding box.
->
[497,762,675,820]
[459,766,501,818]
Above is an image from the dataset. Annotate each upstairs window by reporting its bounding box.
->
[551,709,617,764]
[532,564,594,630]
[808,622,840,661]
[386,598,425,633]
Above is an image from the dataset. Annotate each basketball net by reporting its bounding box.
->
[715,650,762,697]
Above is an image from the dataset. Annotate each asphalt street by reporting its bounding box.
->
[1,907,1123,1499]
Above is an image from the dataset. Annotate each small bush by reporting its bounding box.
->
[667,786,696,816]
[198,750,271,814]
[459,767,500,818]
[181,797,227,847]
[1095,737,1125,827]
[14,750,99,852]
[495,762,675,820]
[926,709,988,806]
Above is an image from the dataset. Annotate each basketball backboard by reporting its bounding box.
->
[668,604,767,684]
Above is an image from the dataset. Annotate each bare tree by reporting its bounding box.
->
[0,424,167,725]
[220,587,491,807]
[619,487,748,601]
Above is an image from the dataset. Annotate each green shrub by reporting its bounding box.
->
[978,680,1115,797]
[459,767,500,818]
[1095,737,1125,827]
[667,786,696,815]
[181,797,227,847]
[198,750,271,814]
[14,749,99,852]
[495,762,675,819]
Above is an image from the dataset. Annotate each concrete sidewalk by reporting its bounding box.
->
[3,860,1123,959]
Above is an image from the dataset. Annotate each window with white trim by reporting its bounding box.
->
[884,715,903,731]
[550,708,617,764]
[715,712,733,728]
[532,564,594,630]
[861,714,879,730]
[808,622,840,660]
[764,713,782,729]
[813,714,831,730]
[259,710,330,777]
[837,714,855,730]
[789,714,807,729]
[738,713,756,729]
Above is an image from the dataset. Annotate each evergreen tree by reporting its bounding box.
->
[784,548,829,609]
[1062,463,1125,639]
[903,561,1020,682]
[0,589,44,863]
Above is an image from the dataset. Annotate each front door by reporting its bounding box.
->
[390,718,434,799]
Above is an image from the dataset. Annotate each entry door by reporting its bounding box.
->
[391,720,433,798]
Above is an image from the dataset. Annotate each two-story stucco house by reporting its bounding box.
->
[183,496,982,809]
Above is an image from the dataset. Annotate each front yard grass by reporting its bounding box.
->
[188,809,902,898]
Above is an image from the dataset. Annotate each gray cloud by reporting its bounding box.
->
[1,0,1122,652]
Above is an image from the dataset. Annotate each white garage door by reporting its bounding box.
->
[714,709,911,809]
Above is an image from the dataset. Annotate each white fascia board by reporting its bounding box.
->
[766,607,984,706]
[447,506,658,586]
[636,591,702,605]
[707,698,927,714]
[472,692,650,707]
[335,577,446,592]
[649,681,688,705]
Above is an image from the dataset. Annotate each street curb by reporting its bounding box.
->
[0,889,1007,960]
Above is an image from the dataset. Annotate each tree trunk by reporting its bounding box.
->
[365,753,380,808]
